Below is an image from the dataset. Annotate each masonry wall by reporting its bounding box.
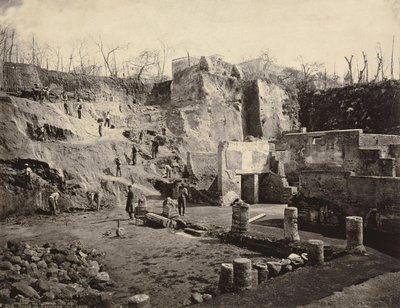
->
[172,57,200,79]
[296,171,400,233]
[282,129,398,178]
[218,140,271,196]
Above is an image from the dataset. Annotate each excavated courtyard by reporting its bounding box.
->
[1,201,400,307]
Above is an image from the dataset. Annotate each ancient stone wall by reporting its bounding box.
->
[296,170,400,233]
[218,140,271,197]
[281,129,399,178]
[299,80,400,135]
[172,56,200,79]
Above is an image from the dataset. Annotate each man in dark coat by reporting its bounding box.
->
[125,185,134,219]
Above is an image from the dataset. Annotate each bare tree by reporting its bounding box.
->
[186,50,191,66]
[7,28,15,62]
[260,49,275,71]
[390,35,395,79]
[129,49,158,81]
[0,26,8,61]
[95,38,120,77]
[77,41,88,74]
[344,55,354,85]
[297,56,323,82]
[358,52,368,83]
[374,45,384,82]
[156,41,170,81]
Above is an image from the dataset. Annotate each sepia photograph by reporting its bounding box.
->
[0,0,399,307]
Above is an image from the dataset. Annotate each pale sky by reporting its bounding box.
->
[1,0,400,77]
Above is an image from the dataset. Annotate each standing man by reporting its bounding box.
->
[138,130,144,144]
[131,143,138,165]
[178,184,189,217]
[64,100,70,115]
[36,126,45,141]
[165,164,173,178]
[115,157,122,177]
[104,112,111,127]
[77,99,83,119]
[151,139,159,159]
[48,191,60,215]
[24,164,33,190]
[58,168,66,191]
[98,121,103,137]
[126,185,135,220]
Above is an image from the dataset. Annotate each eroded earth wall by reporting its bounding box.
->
[299,80,400,135]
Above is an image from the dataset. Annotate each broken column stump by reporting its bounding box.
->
[233,258,252,290]
[307,239,324,265]
[284,207,300,241]
[346,216,366,254]
[253,263,269,284]
[128,294,150,308]
[231,202,250,233]
[218,263,233,293]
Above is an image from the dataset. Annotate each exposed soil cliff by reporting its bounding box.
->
[298,80,400,135]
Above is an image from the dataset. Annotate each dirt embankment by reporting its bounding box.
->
[298,80,400,135]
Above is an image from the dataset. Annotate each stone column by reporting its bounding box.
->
[284,207,300,241]
[128,294,150,308]
[346,216,366,254]
[233,258,252,290]
[231,202,250,233]
[307,239,324,265]
[218,263,233,293]
[249,174,259,204]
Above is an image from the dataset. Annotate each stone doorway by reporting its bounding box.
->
[240,174,259,204]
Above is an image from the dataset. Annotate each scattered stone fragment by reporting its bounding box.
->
[37,260,47,270]
[191,292,203,303]
[96,272,110,282]
[0,288,11,303]
[280,258,291,266]
[266,261,282,278]
[128,293,151,308]
[281,264,293,274]
[288,253,304,266]
[42,291,56,301]
[0,261,14,270]
[184,228,207,237]
[12,282,40,299]
[253,263,269,284]
[66,254,79,264]
[202,293,212,301]
[35,278,51,293]
[251,269,259,288]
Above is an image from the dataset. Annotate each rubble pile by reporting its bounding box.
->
[0,240,114,307]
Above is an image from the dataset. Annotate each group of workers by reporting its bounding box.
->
[125,183,188,219]
[24,87,191,219]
